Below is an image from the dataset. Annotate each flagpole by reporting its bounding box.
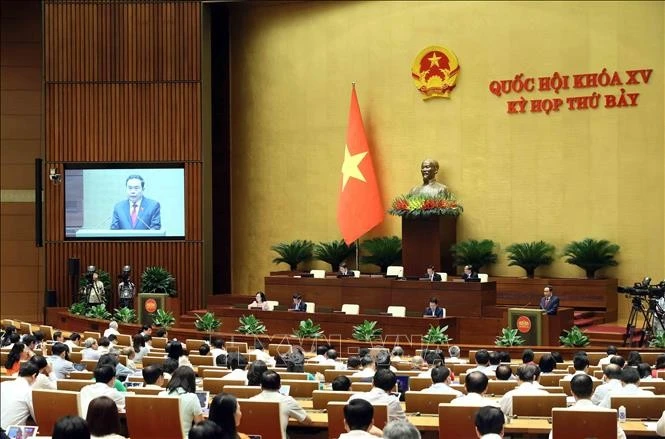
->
[355,239,360,271]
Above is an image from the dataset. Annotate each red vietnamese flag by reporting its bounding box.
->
[337,85,384,245]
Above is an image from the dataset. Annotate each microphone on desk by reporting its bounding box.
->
[136,216,154,230]
[92,215,113,229]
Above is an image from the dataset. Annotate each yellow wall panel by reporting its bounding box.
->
[228,1,665,318]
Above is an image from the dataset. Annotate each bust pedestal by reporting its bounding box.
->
[401,216,457,276]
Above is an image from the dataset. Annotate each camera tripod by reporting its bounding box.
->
[623,296,658,347]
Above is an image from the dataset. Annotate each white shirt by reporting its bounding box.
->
[339,430,378,438]
[250,349,276,367]
[0,377,35,430]
[561,370,599,381]
[103,328,120,338]
[422,382,463,396]
[349,387,406,422]
[251,390,308,439]
[499,381,549,416]
[160,388,202,439]
[479,435,503,439]
[598,355,615,366]
[599,383,654,408]
[466,365,495,376]
[32,372,57,390]
[222,368,248,383]
[210,348,227,360]
[352,368,375,379]
[548,399,626,439]
[591,378,622,405]
[64,340,79,351]
[80,382,126,419]
[82,347,101,361]
[450,392,499,407]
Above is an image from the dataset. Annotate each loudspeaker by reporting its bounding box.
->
[45,290,57,307]
[68,258,80,276]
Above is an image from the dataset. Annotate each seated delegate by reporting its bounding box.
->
[248,291,270,311]
[423,297,444,318]
[289,293,307,312]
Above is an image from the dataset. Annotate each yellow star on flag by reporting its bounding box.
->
[341,144,367,190]
[428,52,442,68]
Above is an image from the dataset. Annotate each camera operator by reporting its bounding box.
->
[118,266,136,309]
[85,267,106,307]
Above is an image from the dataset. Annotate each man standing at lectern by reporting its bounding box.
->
[540,285,559,315]
[110,175,161,230]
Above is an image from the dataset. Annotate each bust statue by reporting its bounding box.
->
[409,158,448,197]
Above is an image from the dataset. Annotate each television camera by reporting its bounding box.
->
[618,277,665,347]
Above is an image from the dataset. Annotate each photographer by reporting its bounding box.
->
[84,267,106,307]
[117,266,136,309]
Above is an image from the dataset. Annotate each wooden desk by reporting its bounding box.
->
[265,276,497,317]
[211,307,458,341]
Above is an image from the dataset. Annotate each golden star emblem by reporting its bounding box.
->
[428,52,442,68]
[341,144,367,190]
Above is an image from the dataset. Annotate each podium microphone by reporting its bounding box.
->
[92,215,113,229]
[137,216,153,230]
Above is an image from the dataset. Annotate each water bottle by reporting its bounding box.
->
[618,405,626,423]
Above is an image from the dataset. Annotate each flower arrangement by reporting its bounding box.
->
[388,193,463,218]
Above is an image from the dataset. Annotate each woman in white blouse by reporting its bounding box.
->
[247,291,270,311]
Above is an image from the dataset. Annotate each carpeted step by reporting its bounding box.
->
[574,310,596,319]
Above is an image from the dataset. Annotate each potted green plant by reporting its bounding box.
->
[236,315,267,335]
[351,320,383,342]
[505,241,556,278]
[314,239,356,272]
[271,240,315,271]
[562,238,620,279]
[422,324,451,344]
[360,236,402,273]
[85,304,112,320]
[151,309,176,330]
[649,331,665,348]
[451,239,497,273]
[69,301,87,316]
[141,266,177,297]
[292,319,324,339]
[113,307,137,323]
[495,327,525,347]
[194,312,222,340]
[559,326,590,347]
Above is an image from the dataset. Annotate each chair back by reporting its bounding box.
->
[610,394,665,419]
[351,382,373,392]
[310,269,326,279]
[81,359,98,371]
[341,304,360,315]
[141,355,166,367]
[438,404,480,439]
[541,386,565,394]
[305,302,316,313]
[323,369,351,382]
[185,338,206,353]
[221,385,262,399]
[551,408,617,439]
[278,372,309,380]
[201,368,232,378]
[128,386,164,395]
[69,370,94,380]
[386,305,406,317]
[33,389,80,435]
[116,334,132,346]
[386,266,404,277]
[437,272,448,282]
[644,380,665,395]
[486,380,518,396]
[237,399,283,439]
[226,341,248,353]
[304,363,332,375]
[69,351,83,363]
[559,378,601,396]
[539,374,565,387]
[328,402,387,439]
[282,379,318,398]
[189,354,214,366]
[311,390,355,409]
[408,376,432,391]
[268,343,292,356]
[57,379,93,392]
[586,352,606,366]
[125,394,183,439]
[83,331,100,340]
[39,325,54,340]
[405,391,457,414]
[478,273,489,282]
[202,377,246,394]
[20,322,33,335]
[0,375,16,383]
[513,394,567,417]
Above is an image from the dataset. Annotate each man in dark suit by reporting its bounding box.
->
[337,262,354,278]
[289,293,307,312]
[110,175,161,230]
[461,265,479,281]
[426,265,442,282]
[423,297,444,318]
[540,285,560,315]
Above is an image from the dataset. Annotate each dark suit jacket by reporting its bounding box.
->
[423,306,444,318]
[462,272,479,282]
[337,269,354,278]
[110,197,161,230]
[540,295,560,315]
[290,301,307,312]
[427,273,442,282]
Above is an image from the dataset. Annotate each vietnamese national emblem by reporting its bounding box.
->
[412,46,460,99]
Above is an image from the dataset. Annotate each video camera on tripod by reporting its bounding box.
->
[618,276,665,347]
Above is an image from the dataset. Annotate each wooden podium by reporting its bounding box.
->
[402,215,457,276]
[507,307,575,346]
[137,293,168,326]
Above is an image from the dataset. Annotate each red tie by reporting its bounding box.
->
[131,203,138,227]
